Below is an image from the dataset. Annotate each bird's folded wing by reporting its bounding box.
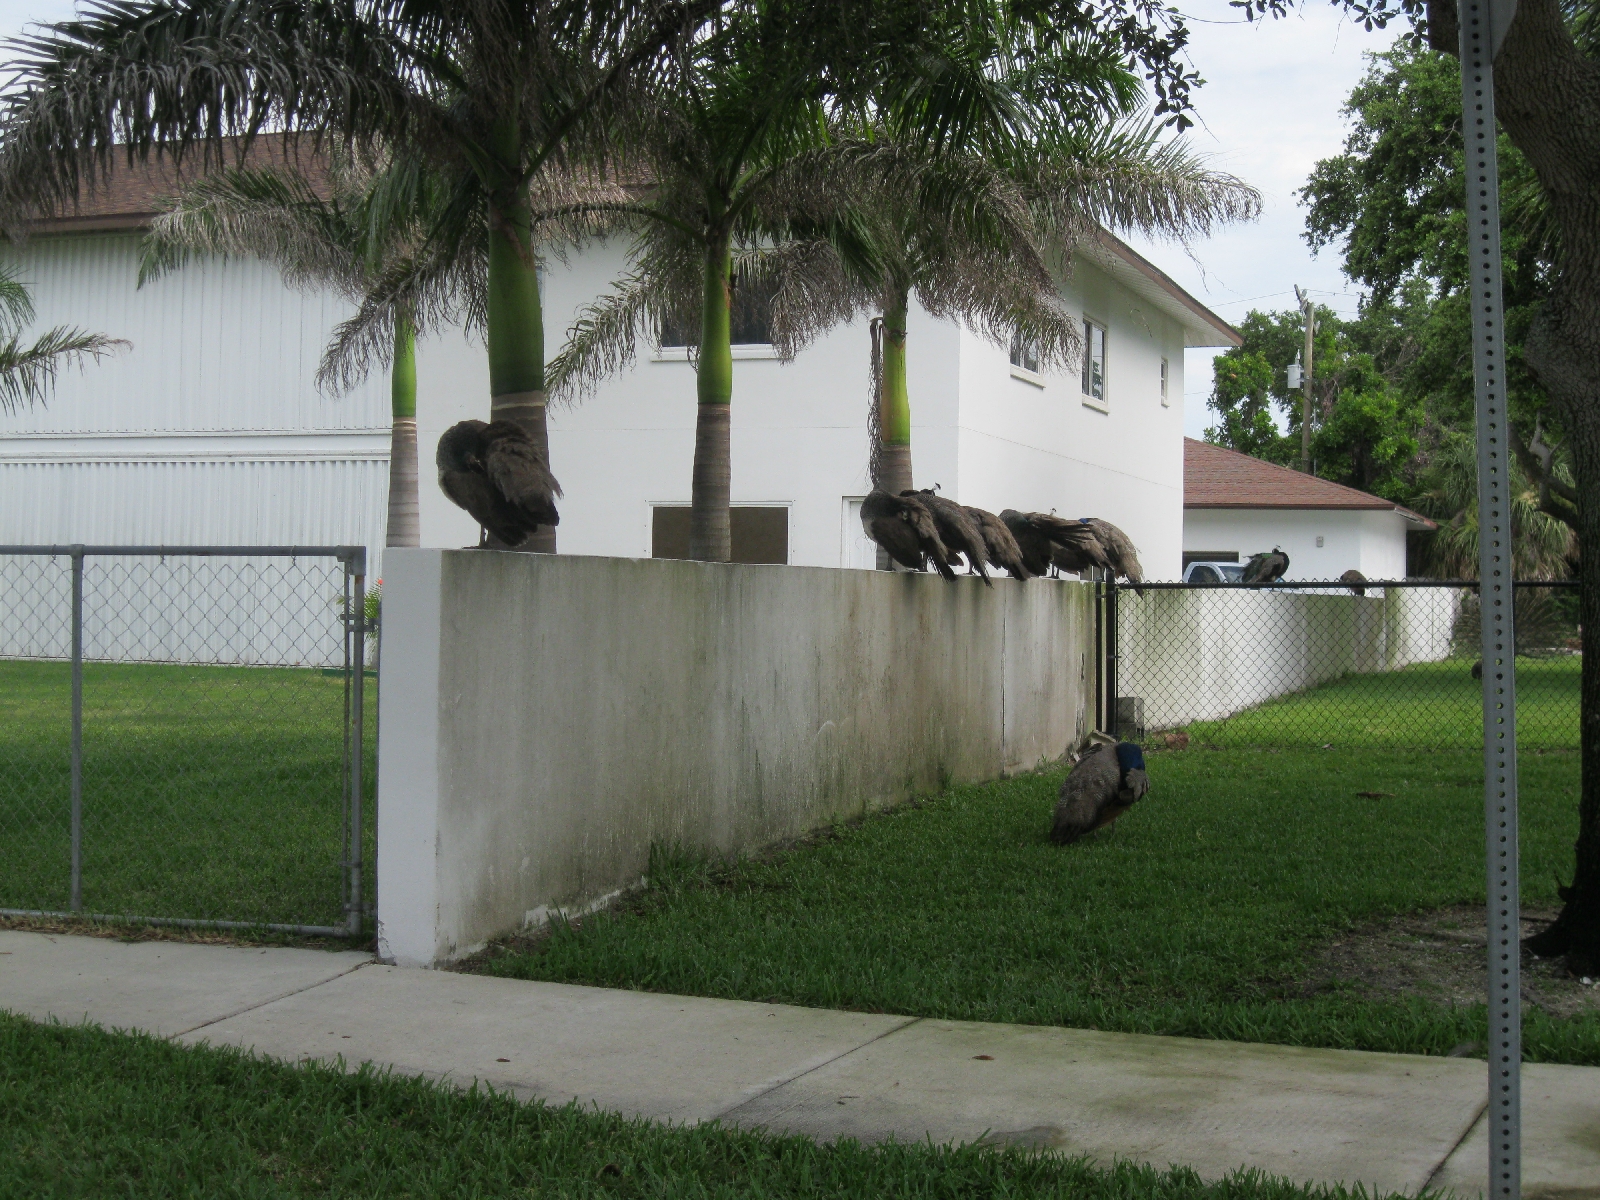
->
[486,438,564,502]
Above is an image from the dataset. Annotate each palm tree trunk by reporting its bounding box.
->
[386,313,421,549]
[877,288,913,495]
[690,238,733,562]
[486,170,555,554]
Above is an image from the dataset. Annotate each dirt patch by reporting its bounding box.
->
[1305,905,1600,1019]
[0,913,369,953]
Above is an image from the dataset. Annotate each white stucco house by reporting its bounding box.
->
[0,156,1240,580]
[1182,438,1435,581]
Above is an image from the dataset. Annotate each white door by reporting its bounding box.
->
[842,498,879,570]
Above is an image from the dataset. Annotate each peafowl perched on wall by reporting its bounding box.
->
[964,505,1031,580]
[1050,733,1150,845]
[1242,547,1290,584]
[436,419,562,547]
[906,489,992,586]
[859,490,957,578]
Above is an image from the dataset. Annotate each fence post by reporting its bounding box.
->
[69,545,84,913]
[1458,3,1522,1194]
[1106,579,1120,736]
[348,549,366,937]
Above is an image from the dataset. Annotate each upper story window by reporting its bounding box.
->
[1081,319,1106,403]
[659,276,776,349]
[1160,356,1170,407]
[1008,331,1039,374]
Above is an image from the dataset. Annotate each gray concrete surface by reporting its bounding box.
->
[378,550,1095,967]
[1429,1062,1600,1200]
[0,928,370,1037]
[179,964,917,1125]
[9,931,1600,1197]
[721,1017,1490,1196]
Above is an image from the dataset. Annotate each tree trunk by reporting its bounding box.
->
[1429,0,1600,969]
[385,313,420,549]
[689,238,733,562]
[1521,310,1600,971]
[486,170,556,554]
[876,288,913,496]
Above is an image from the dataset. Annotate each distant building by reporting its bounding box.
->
[1,149,1239,580]
[1182,438,1435,580]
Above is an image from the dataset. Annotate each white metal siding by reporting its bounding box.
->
[0,458,388,572]
[1,233,388,434]
[0,458,385,666]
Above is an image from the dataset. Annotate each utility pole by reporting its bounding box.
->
[1294,285,1315,473]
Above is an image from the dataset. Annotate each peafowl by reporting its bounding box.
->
[860,490,957,578]
[1050,733,1150,845]
[1242,547,1290,584]
[964,506,1031,580]
[436,419,562,547]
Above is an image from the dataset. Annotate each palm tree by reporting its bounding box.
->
[0,264,125,412]
[139,154,469,549]
[851,88,1262,496]
[1416,430,1576,580]
[0,0,705,553]
[546,4,1129,559]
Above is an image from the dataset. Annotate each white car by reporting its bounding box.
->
[1183,561,1246,584]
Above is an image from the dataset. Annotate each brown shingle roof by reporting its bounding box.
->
[23,135,331,234]
[1185,438,1435,527]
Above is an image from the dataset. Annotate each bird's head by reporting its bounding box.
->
[436,420,489,474]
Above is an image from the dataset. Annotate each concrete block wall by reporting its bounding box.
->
[377,550,1096,967]
[1118,587,1460,731]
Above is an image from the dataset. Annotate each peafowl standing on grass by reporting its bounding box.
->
[1051,734,1150,845]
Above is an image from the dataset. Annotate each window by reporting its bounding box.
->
[652,505,788,563]
[1081,318,1106,402]
[1160,356,1170,407]
[658,276,776,348]
[1008,331,1039,374]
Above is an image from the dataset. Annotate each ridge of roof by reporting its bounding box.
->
[1184,437,1435,528]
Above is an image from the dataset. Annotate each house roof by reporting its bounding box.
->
[21,141,1242,347]
[1184,438,1436,528]
[1079,230,1241,349]
[20,137,331,235]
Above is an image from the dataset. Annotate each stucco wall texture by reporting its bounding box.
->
[377,550,1096,967]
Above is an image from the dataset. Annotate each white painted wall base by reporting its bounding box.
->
[375,550,1095,967]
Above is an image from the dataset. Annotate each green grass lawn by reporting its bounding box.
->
[0,660,375,929]
[0,1013,1404,1199]
[1181,656,1579,750]
[476,658,1599,1066]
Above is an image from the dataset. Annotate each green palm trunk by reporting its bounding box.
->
[690,239,734,561]
[485,200,554,553]
[876,287,914,496]
[486,131,554,552]
[386,313,420,548]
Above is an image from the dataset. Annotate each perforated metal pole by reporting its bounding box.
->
[1459,2,1521,1194]
[68,545,84,913]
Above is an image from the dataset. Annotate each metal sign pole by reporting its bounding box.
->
[1458,2,1521,1195]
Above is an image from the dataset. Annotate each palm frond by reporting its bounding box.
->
[545,274,660,404]
[140,164,372,297]
[0,264,38,338]
[0,326,127,412]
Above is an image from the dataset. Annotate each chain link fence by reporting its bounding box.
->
[0,545,373,936]
[1105,580,1579,751]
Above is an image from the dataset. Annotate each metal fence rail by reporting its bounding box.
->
[0,545,370,937]
[1107,579,1578,752]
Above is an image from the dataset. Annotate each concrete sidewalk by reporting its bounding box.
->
[3,930,1597,1198]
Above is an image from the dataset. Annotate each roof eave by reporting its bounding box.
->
[1080,229,1242,348]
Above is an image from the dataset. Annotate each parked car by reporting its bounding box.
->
[1183,561,1246,584]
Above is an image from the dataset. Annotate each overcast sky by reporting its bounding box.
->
[1119,1,1402,436]
[0,0,1401,437]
